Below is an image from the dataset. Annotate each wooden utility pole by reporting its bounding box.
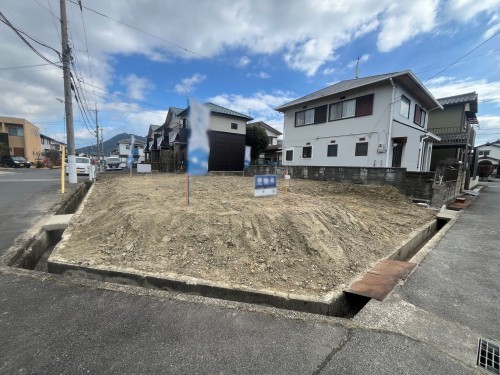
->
[60,0,77,183]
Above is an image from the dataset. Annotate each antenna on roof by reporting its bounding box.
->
[355,57,360,78]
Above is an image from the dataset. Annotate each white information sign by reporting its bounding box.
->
[254,175,277,197]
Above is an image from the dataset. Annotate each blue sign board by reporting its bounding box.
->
[254,175,277,197]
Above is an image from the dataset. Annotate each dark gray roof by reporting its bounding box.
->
[169,106,184,116]
[275,70,441,111]
[248,121,282,135]
[438,92,478,112]
[179,103,253,121]
[205,103,253,120]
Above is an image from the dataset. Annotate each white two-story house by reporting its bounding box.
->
[275,70,442,172]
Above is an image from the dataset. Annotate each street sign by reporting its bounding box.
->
[254,175,277,197]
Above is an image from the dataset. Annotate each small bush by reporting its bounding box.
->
[36,160,45,168]
[477,159,494,178]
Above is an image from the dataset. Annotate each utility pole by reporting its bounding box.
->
[95,109,100,163]
[100,128,104,156]
[60,0,77,183]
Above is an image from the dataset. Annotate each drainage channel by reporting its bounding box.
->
[7,184,450,319]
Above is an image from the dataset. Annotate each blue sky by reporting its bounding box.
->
[1,0,499,148]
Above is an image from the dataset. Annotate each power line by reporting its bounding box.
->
[423,30,500,83]
[415,49,500,75]
[0,11,62,68]
[65,0,299,94]
[76,1,98,109]
[79,80,166,109]
[0,62,59,70]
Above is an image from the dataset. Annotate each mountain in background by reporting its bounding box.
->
[76,133,146,156]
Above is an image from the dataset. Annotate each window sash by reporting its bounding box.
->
[302,146,312,158]
[327,144,338,157]
[355,142,368,156]
[400,96,410,118]
[285,150,293,161]
[329,103,342,120]
[342,99,356,118]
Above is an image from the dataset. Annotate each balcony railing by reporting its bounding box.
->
[428,126,475,145]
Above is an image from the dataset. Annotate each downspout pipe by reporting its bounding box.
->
[385,78,397,167]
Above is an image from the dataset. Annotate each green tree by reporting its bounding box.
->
[45,149,61,168]
[245,124,269,162]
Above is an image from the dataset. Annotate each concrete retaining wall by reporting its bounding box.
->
[247,165,406,189]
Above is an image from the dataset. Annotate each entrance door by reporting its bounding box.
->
[13,147,24,157]
[391,137,407,168]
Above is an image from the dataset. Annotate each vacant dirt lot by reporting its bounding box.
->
[52,174,436,297]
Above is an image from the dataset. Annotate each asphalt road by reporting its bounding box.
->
[0,167,81,256]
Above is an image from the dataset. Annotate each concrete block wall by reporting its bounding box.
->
[247,165,406,189]
[403,172,435,201]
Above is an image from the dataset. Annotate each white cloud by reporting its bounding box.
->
[120,74,154,100]
[323,68,335,75]
[377,0,439,52]
[174,73,206,95]
[426,76,500,104]
[346,54,370,69]
[238,56,250,67]
[443,0,500,22]
[247,71,270,79]
[475,115,500,145]
[208,91,295,133]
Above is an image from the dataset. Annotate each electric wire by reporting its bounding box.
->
[0,11,62,68]
[423,30,500,83]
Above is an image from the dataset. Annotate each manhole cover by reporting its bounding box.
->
[477,338,499,374]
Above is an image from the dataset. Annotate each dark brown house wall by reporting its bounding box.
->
[208,131,245,171]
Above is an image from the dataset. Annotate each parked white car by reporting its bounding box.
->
[106,156,122,169]
[65,157,91,175]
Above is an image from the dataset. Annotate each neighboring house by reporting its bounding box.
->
[427,92,478,172]
[247,121,283,165]
[476,140,500,175]
[0,116,41,163]
[40,133,65,154]
[157,106,185,166]
[143,124,161,163]
[149,103,253,171]
[275,71,442,172]
[176,103,253,171]
[117,139,146,166]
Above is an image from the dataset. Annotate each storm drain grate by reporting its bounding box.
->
[477,338,499,374]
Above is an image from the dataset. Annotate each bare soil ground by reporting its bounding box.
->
[52,174,436,297]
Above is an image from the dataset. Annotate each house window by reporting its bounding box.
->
[479,150,490,156]
[126,145,130,149]
[231,123,238,130]
[400,96,410,118]
[268,137,273,145]
[355,142,368,156]
[302,146,312,158]
[329,94,374,121]
[8,126,24,136]
[327,144,338,157]
[414,105,425,127]
[285,149,293,161]
[295,105,327,126]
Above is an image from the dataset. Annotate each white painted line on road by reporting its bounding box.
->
[0,179,60,182]
[0,171,16,175]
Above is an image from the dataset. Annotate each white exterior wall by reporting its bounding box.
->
[118,142,145,163]
[390,86,430,171]
[209,115,247,135]
[477,144,500,162]
[282,82,433,171]
[282,84,392,168]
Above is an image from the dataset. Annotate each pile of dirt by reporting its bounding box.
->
[54,174,436,297]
